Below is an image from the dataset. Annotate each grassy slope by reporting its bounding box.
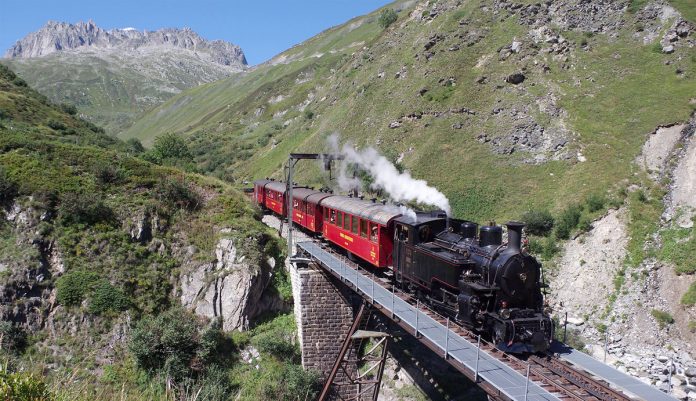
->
[0,64,304,400]
[124,0,696,224]
[2,51,240,134]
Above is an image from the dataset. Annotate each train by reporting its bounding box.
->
[253,179,554,353]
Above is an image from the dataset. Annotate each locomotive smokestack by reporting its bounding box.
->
[506,221,525,252]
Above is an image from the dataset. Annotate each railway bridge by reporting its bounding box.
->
[288,239,678,401]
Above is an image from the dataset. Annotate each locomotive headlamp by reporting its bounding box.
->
[500,309,511,319]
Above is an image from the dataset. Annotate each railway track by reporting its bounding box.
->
[307,239,636,401]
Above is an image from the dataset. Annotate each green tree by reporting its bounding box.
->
[152,133,192,161]
[378,9,398,28]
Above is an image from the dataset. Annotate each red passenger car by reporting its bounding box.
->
[263,181,287,216]
[319,197,401,268]
[253,179,272,207]
[291,189,332,233]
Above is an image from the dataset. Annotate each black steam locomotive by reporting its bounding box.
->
[392,212,553,353]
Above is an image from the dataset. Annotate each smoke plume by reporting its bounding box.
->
[327,134,452,216]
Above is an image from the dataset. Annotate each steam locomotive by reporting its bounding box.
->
[253,179,554,353]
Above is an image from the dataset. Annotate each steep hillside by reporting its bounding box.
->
[124,0,695,220]
[2,20,246,134]
[122,0,696,393]
[0,64,318,400]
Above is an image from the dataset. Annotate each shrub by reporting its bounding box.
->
[303,110,314,120]
[152,133,192,161]
[651,309,675,329]
[522,210,554,236]
[378,8,398,28]
[586,193,605,212]
[46,119,66,131]
[155,178,201,211]
[130,308,204,381]
[0,167,18,206]
[555,204,582,239]
[254,332,297,361]
[58,103,78,115]
[58,192,114,226]
[88,281,130,315]
[93,163,124,185]
[0,368,52,401]
[56,270,100,307]
[126,138,145,154]
[0,322,27,352]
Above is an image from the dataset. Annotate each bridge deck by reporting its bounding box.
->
[550,342,677,401]
[297,241,560,401]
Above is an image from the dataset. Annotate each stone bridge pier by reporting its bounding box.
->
[290,261,360,399]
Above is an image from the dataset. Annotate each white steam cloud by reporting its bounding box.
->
[327,134,452,216]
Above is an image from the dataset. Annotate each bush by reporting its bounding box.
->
[555,204,582,239]
[378,8,398,28]
[254,332,297,361]
[522,210,554,236]
[156,178,202,211]
[58,103,78,115]
[88,281,130,315]
[0,322,27,352]
[56,270,100,307]
[152,133,192,162]
[126,138,145,154]
[586,193,605,212]
[46,119,66,131]
[651,309,675,329]
[0,167,18,206]
[129,308,228,382]
[93,163,124,185]
[0,368,52,401]
[58,192,114,226]
[303,110,314,120]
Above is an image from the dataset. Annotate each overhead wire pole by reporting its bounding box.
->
[286,153,344,259]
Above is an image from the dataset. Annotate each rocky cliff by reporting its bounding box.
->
[4,20,247,67]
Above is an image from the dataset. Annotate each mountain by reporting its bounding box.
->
[122,0,696,393]
[2,20,246,133]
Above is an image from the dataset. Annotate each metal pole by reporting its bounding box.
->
[371,277,375,303]
[286,158,294,260]
[563,311,568,344]
[604,331,608,363]
[444,318,450,359]
[391,286,395,319]
[415,300,420,338]
[524,364,530,401]
[475,335,481,383]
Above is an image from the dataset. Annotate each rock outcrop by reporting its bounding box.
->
[4,20,247,67]
[179,236,284,331]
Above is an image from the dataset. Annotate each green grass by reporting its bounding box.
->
[660,224,696,274]
[121,0,695,228]
[651,309,675,329]
[682,282,696,306]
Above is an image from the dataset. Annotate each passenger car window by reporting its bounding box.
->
[337,212,343,227]
[351,217,358,233]
[360,220,367,238]
[343,214,350,230]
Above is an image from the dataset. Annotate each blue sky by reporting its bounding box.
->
[0,0,393,65]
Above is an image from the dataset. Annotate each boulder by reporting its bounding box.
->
[685,367,696,378]
[180,236,280,331]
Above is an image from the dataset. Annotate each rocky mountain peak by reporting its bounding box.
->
[4,20,247,67]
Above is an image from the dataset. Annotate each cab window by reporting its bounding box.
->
[369,222,379,242]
